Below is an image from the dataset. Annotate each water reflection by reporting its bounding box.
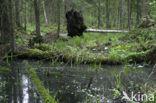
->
[0,61,42,103]
[1,60,155,103]
[33,62,156,103]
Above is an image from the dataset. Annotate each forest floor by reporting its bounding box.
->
[11,26,156,65]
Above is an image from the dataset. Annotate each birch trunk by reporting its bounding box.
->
[43,0,48,26]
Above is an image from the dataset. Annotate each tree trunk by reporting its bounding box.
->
[86,29,128,33]
[42,0,48,26]
[57,0,61,37]
[127,0,131,30]
[15,0,21,27]
[62,0,66,25]
[97,0,101,29]
[9,0,15,52]
[65,0,70,12]
[120,0,124,29]
[105,0,110,29]
[0,0,11,44]
[0,0,15,51]
[29,0,33,25]
[142,0,148,17]
[136,0,140,26]
[20,0,24,26]
[34,0,40,36]
[24,0,27,31]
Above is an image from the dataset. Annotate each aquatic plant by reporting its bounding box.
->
[26,62,58,103]
[0,67,10,72]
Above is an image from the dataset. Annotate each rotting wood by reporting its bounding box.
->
[85,29,129,33]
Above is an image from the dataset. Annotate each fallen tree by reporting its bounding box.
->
[86,29,129,33]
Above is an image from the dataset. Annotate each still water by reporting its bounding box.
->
[0,60,155,103]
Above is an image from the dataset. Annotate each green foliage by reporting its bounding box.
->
[112,88,121,99]
[17,29,156,64]
[0,67,10,72]
[124,29,156,41]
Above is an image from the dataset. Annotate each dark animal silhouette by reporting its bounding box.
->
[66,9,87,37]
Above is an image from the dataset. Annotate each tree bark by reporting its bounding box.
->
[57,0,61,37]
[34,0,41,36]
[29,0,33,25]
[120,0,124,29]
[24,0,27,31]
[105,0,110,29]
[142,0,148,17]
[136,0,140,26]
[42,0,48,26]
[20,0,24,26]
[97,0,101,29]
[15,0,21,27]
[127,0,131,30]
[62,0,66,25]
[9,0,15,52]
[0,0,11,43]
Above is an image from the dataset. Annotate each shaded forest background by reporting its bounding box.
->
[0,0,156,52]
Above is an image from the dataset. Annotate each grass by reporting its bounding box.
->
[25,62,58,103]
[14,27,156,64]
[26,25,66,35]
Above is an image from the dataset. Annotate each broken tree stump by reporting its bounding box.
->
[66,9,87,37]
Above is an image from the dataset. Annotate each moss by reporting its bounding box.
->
[12,30,156,64]
[16,46,155,64]
[0,67,10,72]
[26,63,58,103]
[126,46,156,64]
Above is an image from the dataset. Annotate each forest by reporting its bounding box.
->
[0,0,156,103]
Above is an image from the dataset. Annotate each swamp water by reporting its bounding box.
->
[0,60,156,103]
[0,61,42,103]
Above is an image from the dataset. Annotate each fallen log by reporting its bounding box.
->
[86,29,129,33]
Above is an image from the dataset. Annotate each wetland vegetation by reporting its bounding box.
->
[0,0,156,103]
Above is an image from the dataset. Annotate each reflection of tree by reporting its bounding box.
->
[1,61,42,103]
[5,62,24,103]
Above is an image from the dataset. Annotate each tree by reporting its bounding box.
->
[15,0,21,27]
[0,0,15,52]
[57,0,61,37]
[97,0,101,28]
[127,0,131,30]
[105,0,110,29]
[24,0,27,30]
[34,0,41,36]
[136,0,141,26]
[65,0,71,13]
[120,0,124,29]
[9,0,15,52]
[28,0,33,25]
[143,0,148,17]
[0,0,11,44]
[42,0,48,26]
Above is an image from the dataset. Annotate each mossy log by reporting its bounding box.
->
[126,47,156,64]
[10,44,156,64]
